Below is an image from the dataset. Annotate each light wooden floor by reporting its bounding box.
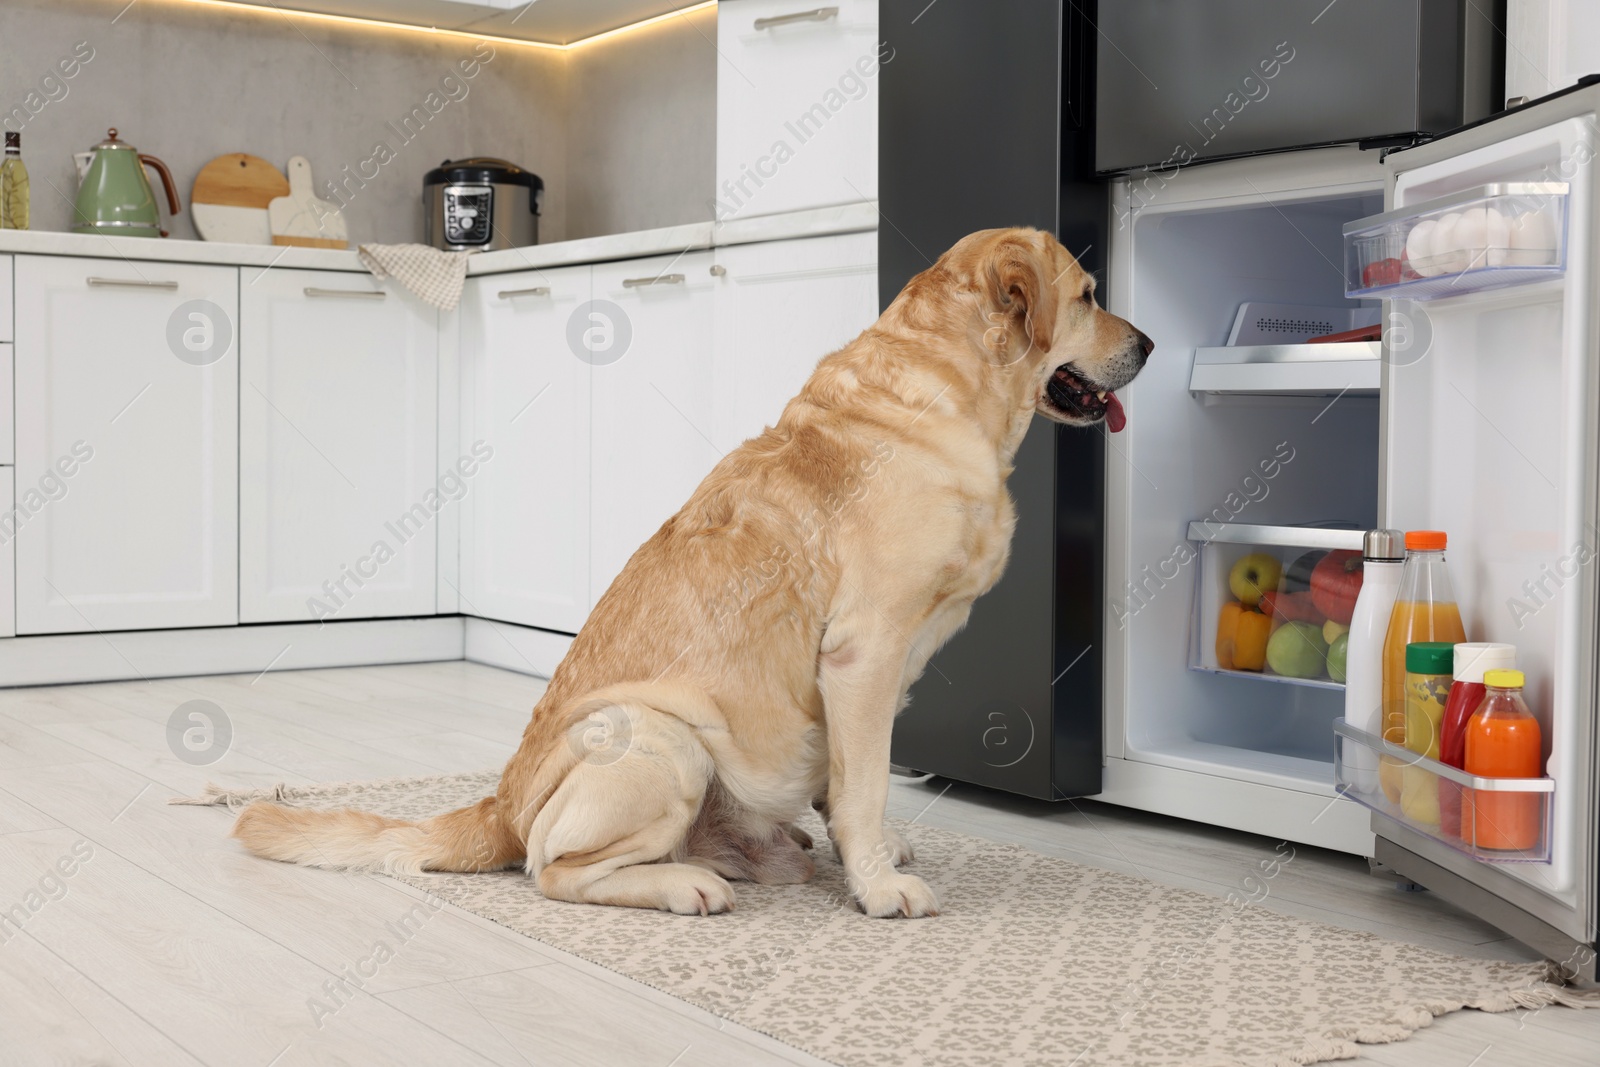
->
[0,660,1592,1066]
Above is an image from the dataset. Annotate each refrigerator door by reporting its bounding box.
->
[1375,91,1599,966]
[879,0,1107,799]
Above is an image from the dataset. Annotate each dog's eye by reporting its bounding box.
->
[1080,291,1095,305]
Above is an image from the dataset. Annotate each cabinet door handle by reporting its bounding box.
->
[304,287,386,300]
[87,276,179,290]
[498,286,551,299]
[622,274,685,288]
[754,6,839,30]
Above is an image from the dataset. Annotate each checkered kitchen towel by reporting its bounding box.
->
[357,243,473,311]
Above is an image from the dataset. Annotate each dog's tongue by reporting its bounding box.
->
[1104,391,1127,433]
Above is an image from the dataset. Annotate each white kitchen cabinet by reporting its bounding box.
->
[0,255,12,341]
[0,468,13,638]
[459,264,593,633]
[712,230,878,447]
[1506,0,1600,104]
[239,269,439,624]
[0,343,12,465]
[716,0,881,220]
[13,256,238,634]
[589,252,718,603]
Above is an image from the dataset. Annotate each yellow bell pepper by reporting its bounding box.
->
[1232,607,1272,672]
[1216,601,1245,670]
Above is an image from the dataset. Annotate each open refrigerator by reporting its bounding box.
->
[1101,87,1600,972]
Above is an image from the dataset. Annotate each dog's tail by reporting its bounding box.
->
[230,794,525,874]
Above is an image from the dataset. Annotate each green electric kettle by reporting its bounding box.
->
[71,128,181,238]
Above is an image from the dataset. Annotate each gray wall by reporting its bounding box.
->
[0,0,719,246]
[565,4,718,239]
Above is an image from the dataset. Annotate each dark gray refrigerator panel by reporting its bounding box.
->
[880,0,1105,800]
[1095,0,1502,173]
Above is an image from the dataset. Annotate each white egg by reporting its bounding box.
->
[1508,205,1559,265]
[1405,219,1438,275]
[1482,204,1513,265]
[1452,207,1490,268]
[1428,212,1466,275]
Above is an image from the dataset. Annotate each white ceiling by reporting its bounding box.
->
[267,0,710,46]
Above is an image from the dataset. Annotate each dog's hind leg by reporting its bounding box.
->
[682,790,816,886]
[528,696,735,915]
[540,857,735,915]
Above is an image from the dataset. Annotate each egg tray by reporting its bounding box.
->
[1343,183,1569,301]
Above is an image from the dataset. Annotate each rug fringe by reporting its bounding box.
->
[167,769,501,812]
[1249,962,1600,1067]
[168,781,299,811]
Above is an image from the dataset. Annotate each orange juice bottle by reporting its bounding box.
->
[1464,669,1544,852]
[1379,531,1466,802]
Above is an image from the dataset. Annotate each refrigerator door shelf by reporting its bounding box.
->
[1334,720,1555,864]
[1343,182,1569,299]
[1189,341,1380,395]
[1187,523,1364,691]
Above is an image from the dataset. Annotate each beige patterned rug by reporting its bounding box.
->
[176,771,1595,1067]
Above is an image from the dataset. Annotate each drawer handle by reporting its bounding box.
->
[754,6,839,30]
[622,274,685,288]
[498,286,551,299]
[304,287,386,300]
[87,276,179,290]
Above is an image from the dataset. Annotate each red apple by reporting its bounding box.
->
[1310,550,1363,624]
[1267,590,1324,625]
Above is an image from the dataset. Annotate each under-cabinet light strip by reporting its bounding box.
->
[166,0,720,51]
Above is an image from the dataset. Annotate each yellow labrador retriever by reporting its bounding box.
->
[234,227,1152,918]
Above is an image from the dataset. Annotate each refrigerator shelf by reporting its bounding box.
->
[1188,524,1364,690]
[1188,342,1380,395]
[1343,182,1569,300]
[1191,662,1343,692]
[1333,720,1554,864]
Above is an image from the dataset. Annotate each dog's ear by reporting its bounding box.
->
[984,232,1058,355]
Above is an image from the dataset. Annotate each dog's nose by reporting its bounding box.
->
[1134,329,1155,361]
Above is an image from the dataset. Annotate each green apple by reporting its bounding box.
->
[1327,632,1350,683]
[1228,552,1283,607]
[1266,621,1328,678]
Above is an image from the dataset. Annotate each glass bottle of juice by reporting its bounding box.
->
[0,131,29,230]
[1464,669,1543,852]
[1379,531,1466,803]
[1400,641,1454,826]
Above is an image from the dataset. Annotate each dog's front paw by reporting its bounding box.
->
[830,826,913,866]
[853,871,940,918]
[882,825,914,866]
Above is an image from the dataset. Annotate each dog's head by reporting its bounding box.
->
[944,227,1152,432]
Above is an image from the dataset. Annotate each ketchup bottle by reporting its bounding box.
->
[1438,643,1515,838]
[1464,669,1543,853]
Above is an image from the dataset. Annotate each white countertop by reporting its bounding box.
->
[0,202,879,277]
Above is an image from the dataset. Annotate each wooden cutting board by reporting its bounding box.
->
[267,155,348,249]
[191,153,287,245]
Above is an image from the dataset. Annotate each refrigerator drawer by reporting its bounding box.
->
[1335,720,1554,863]
[1188,523,1364,692]
[1344,182,1568,299]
